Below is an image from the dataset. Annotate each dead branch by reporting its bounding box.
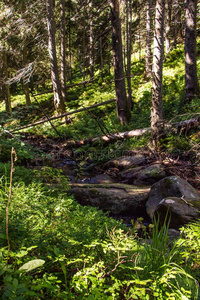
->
[10,99,116,133]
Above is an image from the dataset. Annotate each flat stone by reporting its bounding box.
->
[69,183,150,216]
[104,155,146,170]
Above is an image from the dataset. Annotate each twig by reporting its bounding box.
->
[6,147,17,268]
[101,253,136,278]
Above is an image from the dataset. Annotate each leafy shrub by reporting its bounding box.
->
[0,172,199,299]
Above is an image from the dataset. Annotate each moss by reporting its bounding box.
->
[163,177,175,190]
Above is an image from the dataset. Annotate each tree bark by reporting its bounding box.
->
[60,0,67,103]
[151,0,165,148]
[172,0,178,48]
[46,0,65,113]
[22,43,31,106]
[165,0,172,54]
[110,0,131,125]
[89,0,94,80]
[145,0,153,78]
[185,0,199,101]
[2,49,12,113]
[126,0,133,109]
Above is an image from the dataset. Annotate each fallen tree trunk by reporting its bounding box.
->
[64,117,200,148]
[11,99,116,133]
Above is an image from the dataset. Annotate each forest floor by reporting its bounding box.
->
[21,132,200,192]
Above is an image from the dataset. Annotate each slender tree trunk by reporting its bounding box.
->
[60,0,67,102]
[68,7,72,84]
[185,0,199,101]
[172,0,178,48]
[138,12,141,60]
[110,0,131,125]
[22,43,31,106]
[89,0,94,79]
[146,0,153,78]
[20,1,31,106]
[151,0,165,147]
[126,0,133,109]
[46,0,65,113]
[100,37,104,81]
[82,6,86,86]
[165,0,172,54]
[2,49,12,113]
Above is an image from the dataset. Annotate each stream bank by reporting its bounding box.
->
[22,134,200,229]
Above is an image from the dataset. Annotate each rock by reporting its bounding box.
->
[134,164,166,185]
[121,164,166,185]
[146,176,200,220]
[155,197,200,229]
[78,174,115,184]
[104,155,146,170]
[89,174,115,184]
[69,183,150,216]
[120,166,144,181]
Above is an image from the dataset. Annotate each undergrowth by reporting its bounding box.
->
[0,164,199,299]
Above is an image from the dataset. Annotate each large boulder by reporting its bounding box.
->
[69,183,150,216]
[155,197,200,229]
[146,176,200,224]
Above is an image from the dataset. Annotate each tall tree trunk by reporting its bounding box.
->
[165,0,171,54]
[100,37,104,81]
[46,0,65,113]
[185,0,199,101]
[2,49,12,113]
[172,0,178,48]
[68,5,72,84]
[110,0,131,125]
[126,0,133,109]
[145,0,153,78]
[89,0,94,80]
[22,43,31,106]
[151,0,165,148]
[60,0,67,102]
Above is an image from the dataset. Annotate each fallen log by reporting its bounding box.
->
[11,99,116,133]
[63,117,200,148]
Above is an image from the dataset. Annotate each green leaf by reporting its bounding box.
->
[19,259,45,272]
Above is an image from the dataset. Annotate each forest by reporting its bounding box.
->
[0,0,200,299]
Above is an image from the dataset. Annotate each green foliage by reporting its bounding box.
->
[176,221,200,276]
[0,169,199,299]
[0,132,46,164]
[161,135,191,153]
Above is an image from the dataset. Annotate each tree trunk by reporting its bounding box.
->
[46,0,65,113]
[165,0,171,54]
[172,0,178,48]
[22,43,31,106]
[89,0,94,80]
[151,0,165,148]
[2,49,12,113]
[126,0,133,109]
[110,0,131,125]
[145,0,153,78]
[185,0,199,101]
[60,0,67,103]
